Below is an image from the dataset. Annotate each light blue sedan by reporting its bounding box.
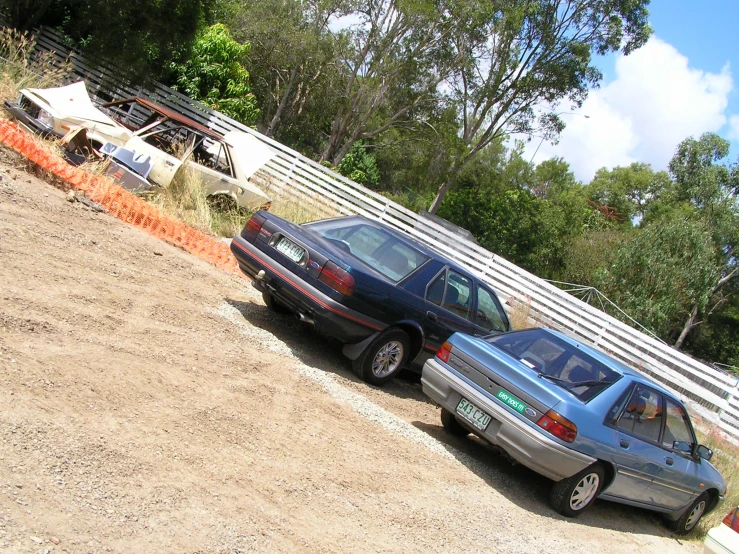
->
[422,328,726,534]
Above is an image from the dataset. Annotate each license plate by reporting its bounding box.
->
[497,389,527,414]
[456,397,492,430]
[275,236,304,263]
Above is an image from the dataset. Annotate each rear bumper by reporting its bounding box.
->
[230,234,386,343]
[422,358,595,481]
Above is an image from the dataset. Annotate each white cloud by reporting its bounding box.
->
[527,37,733,181]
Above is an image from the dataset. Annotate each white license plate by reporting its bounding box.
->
[456,397,492,430]
[275,237,304,263]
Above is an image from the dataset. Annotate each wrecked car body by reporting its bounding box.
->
[4,82,274,210]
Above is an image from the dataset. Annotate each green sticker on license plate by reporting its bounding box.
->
[497,389,526,414]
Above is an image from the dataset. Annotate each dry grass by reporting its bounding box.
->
[0,27,72,103]
[507,295,536,330]
[149,163,214,233]
[693,426,739,534]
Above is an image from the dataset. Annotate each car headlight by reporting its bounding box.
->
[37,109,54,128]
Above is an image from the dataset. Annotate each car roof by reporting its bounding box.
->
[311,214,478,278]
[103,97,223,141]
[543,328,678,398]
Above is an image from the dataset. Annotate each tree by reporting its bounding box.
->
[223,0,344,145]
[427,0,651,213]
[666,133,739,348]
[2,0,210,81]
[318,0,461,165]
[597,217,721,341]
[170,24,259,125]
[585,163,668,224]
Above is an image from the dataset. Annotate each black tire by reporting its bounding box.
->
[669,492,709,535]
[549,462,605,517]
[262,291,292,315]
[352,328,410,386]
[440,408,469,436]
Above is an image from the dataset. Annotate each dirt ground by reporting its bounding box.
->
[0,152,702,554]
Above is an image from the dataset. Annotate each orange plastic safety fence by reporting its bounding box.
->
[0,119,241,276]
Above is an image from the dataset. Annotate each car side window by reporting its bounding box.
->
[662,399,694,450]
[193,139,233,177]
[444,271,472,320]
[427,272,445,306]
[475,285,509,332]
[425,269,473,321]
[616,384,664,443]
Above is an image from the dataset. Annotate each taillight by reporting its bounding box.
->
[537,410,577,443]
[244,213,266,237]
[319,261,355,296]
[436,341,452,363]
[722,508,739,532]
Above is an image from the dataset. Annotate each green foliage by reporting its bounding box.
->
[170,24,259,125]
[597,217,721,340]
[337,142,380,188]
[2,0,210,82]
[428,0,652,213]
[221,0,344,149]
[585,163,668,224]
[686,294,739,371]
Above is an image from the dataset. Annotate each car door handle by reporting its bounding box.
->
[619,439,629,449]
[426,311,437,322]
[665,457,674,466]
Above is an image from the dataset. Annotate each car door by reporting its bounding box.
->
[420,267,479,362]
[604,383,666,504]
[643,397,702,509]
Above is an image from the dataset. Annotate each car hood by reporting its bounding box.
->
[23,81,122,128]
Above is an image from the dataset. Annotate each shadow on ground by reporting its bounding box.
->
[224,296,685,541]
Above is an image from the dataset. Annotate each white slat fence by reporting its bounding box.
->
[22,26,739,436]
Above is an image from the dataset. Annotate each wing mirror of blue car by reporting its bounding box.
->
[696,444,713,461]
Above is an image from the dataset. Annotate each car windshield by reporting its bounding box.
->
[309,219,429,282]
[486,329,622,401]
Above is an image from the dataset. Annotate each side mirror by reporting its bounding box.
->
[696,444,713,462]
[673,441,692,454]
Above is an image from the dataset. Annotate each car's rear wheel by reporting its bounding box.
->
[440,408,469,436]
[352,328,410,386]
[669,492,709,535]
[549,462,604,517]
[262,291,292,315]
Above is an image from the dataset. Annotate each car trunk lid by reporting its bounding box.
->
[446,334,568,424]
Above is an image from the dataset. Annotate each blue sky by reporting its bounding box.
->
[527,0,739,182]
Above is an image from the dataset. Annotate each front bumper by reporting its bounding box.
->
[230,234,386,343]
[3,101,59,139]
[422,358,596,481]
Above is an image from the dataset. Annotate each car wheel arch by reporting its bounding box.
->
[598,460,617,493]
[393,320,424,361]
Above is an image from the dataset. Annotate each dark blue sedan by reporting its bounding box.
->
[230,211,511,384]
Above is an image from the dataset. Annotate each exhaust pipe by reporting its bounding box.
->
[296,312,315,326]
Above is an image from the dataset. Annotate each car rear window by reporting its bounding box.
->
[486,329,622,401]
[310,220,428,281]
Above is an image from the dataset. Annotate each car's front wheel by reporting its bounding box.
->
[549,462,605,517]
[352,328,410,386]
[669,492,709,535]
